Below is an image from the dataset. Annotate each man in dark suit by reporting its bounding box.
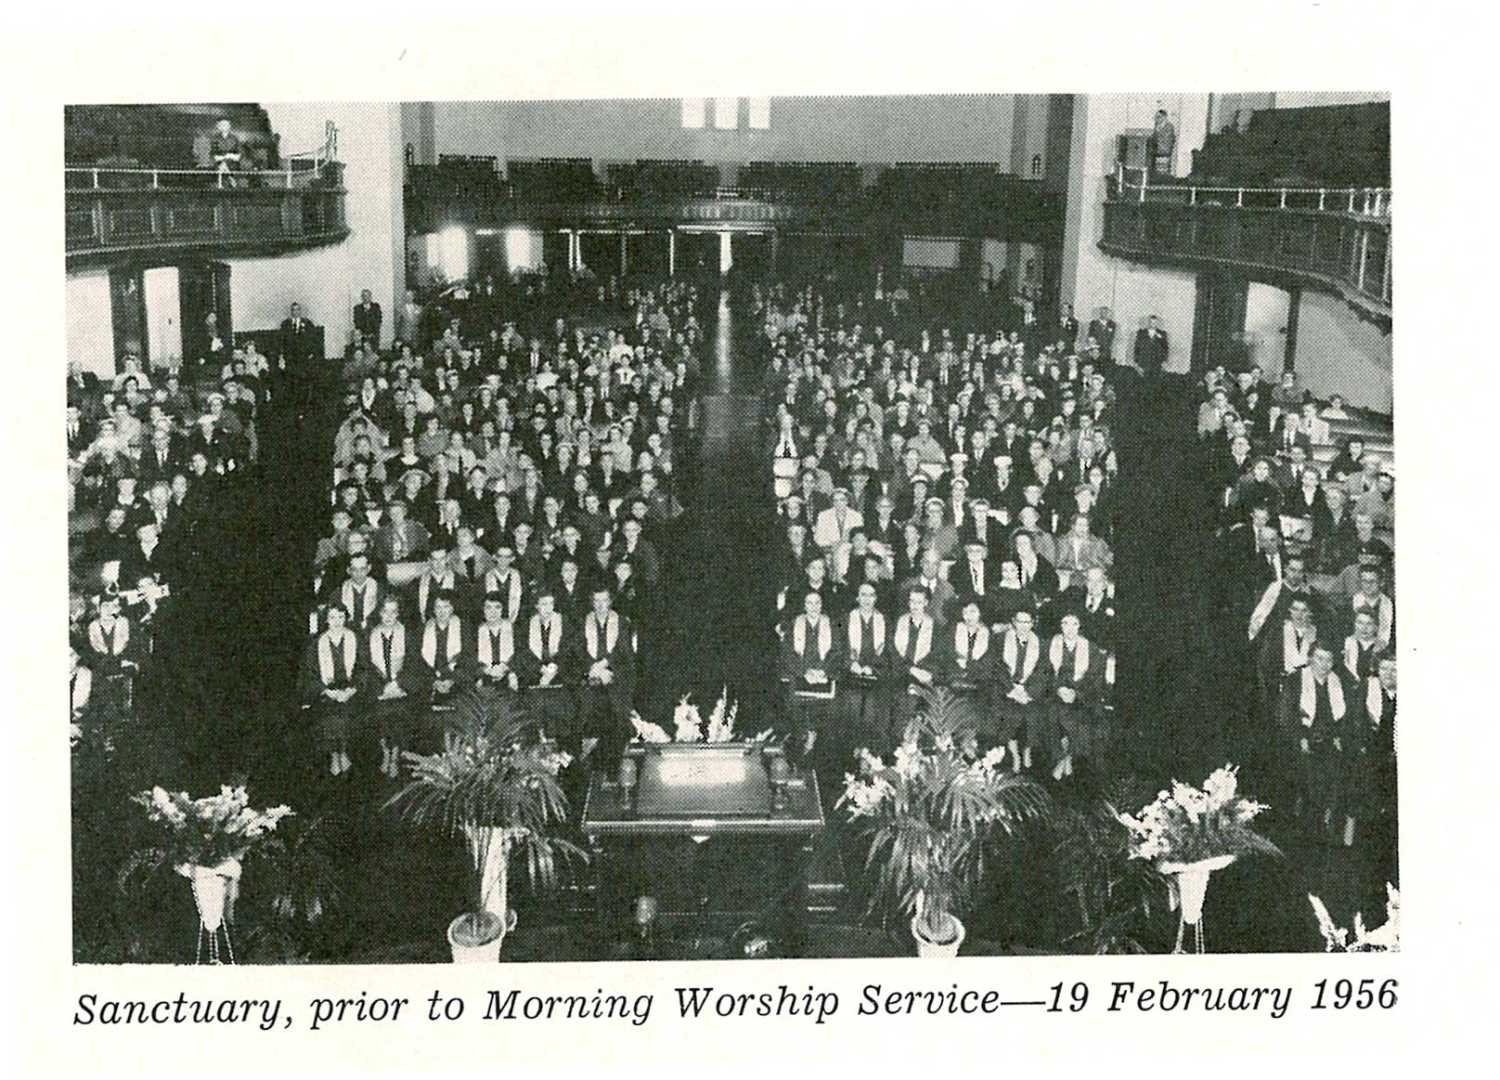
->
[1087,307,1117,363]
[1056,304,1080,354]
[353,289,383,346]
[1133,315,1170,376]
[279,302,317,366]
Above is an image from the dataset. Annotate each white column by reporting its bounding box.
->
[668,230,676,277]
[719,231,733,274]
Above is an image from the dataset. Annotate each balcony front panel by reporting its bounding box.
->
[1100,198,1390,321]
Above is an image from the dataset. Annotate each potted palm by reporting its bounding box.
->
[840,688,1050,957]
[386,689,585,963]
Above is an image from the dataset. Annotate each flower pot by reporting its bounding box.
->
[447,908,516,964]
[911,913,966,959]
[1159,854,1236,926]
[178,858,243,934]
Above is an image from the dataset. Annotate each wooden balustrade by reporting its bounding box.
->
[1100,191,1390,322]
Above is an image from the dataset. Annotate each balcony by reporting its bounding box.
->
[65,132,348,267]
[1100,179,1390,323]
[406,161,1062,244]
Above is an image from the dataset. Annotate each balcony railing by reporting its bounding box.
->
[1101,177,1391,320]
[65,123,349,264]
[406,170,1063,244]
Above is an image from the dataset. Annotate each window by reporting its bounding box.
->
[714,97,739,130]
[1031,154,1043,178]
[681,98,706,129]
[748,97,771,130]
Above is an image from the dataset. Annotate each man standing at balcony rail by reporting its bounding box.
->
[1134,314,1169,377]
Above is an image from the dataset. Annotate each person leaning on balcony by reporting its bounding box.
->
[209,119,243,185]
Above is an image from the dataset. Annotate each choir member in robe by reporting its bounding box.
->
[520,589,577,745]
[944,598,994,729]
[1279,643,1352,842]
[842,581,893,752]
[419,591,470,713]
[1047,610,1108,779]
[889,584,939,744]
[994,607,1051,771]
[779,589,840,759]
[362,594,421,776]
[578,586,636,763]
[472,591,520,703]
[300,604,360,777]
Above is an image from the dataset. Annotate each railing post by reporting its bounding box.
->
[1348,189,1356,213]
[91,169,99,188]
[1318,188,1326,211]
[1236,188,1243,208]
[1189,186,1196,206]
[152,170,159,190]
[1279,188,1287,209]
[1383,230,1392,300]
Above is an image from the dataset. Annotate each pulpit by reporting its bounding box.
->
[580,743,825,944]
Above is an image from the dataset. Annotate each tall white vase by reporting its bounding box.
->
[178,858,242,934]
[1160,853,1236,926]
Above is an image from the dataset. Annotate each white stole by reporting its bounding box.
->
[1299,668,1346,727]
[368,624,406,679]
[955,623,990,665]
[1049,634,1089,682]
[1282,621,1313,675]
[1344,636,1378,679]
[419,572,455,617]
[341,578,378,624]
[477,620,515,667]
[894,614,933,663]
[1001,629,1040,683]
[528,613,562,659]
[793,614,833,661]
[70,666,92,716]
[89,618,129,657]
[422,618,463,669]
[317,629,357,686]
[847,610,886,658]
[585,611,619,658]
[483,568,524,620]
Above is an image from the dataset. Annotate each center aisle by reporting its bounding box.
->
[651,290,779,730]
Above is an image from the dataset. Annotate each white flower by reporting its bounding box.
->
[981,746,1007,770]
[892,741,921,780]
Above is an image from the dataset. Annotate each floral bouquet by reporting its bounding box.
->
[132,785,293,871]
[1116,765,1279,943]
[131,784,293,949]
[631,689,770,745]
[1309,883,1400,952]
[839,688,1049,950]
[1116,765,1279,866]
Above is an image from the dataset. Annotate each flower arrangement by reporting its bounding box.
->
[630,688,771,745]
[839,688,1049,951]
[131,784,293,870]
[1309,884,1399,952]
[1116,765,1280,865]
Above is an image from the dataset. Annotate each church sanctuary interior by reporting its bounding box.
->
[66,93,1396,964]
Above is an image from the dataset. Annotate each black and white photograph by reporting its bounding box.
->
[59,90,1402,968]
